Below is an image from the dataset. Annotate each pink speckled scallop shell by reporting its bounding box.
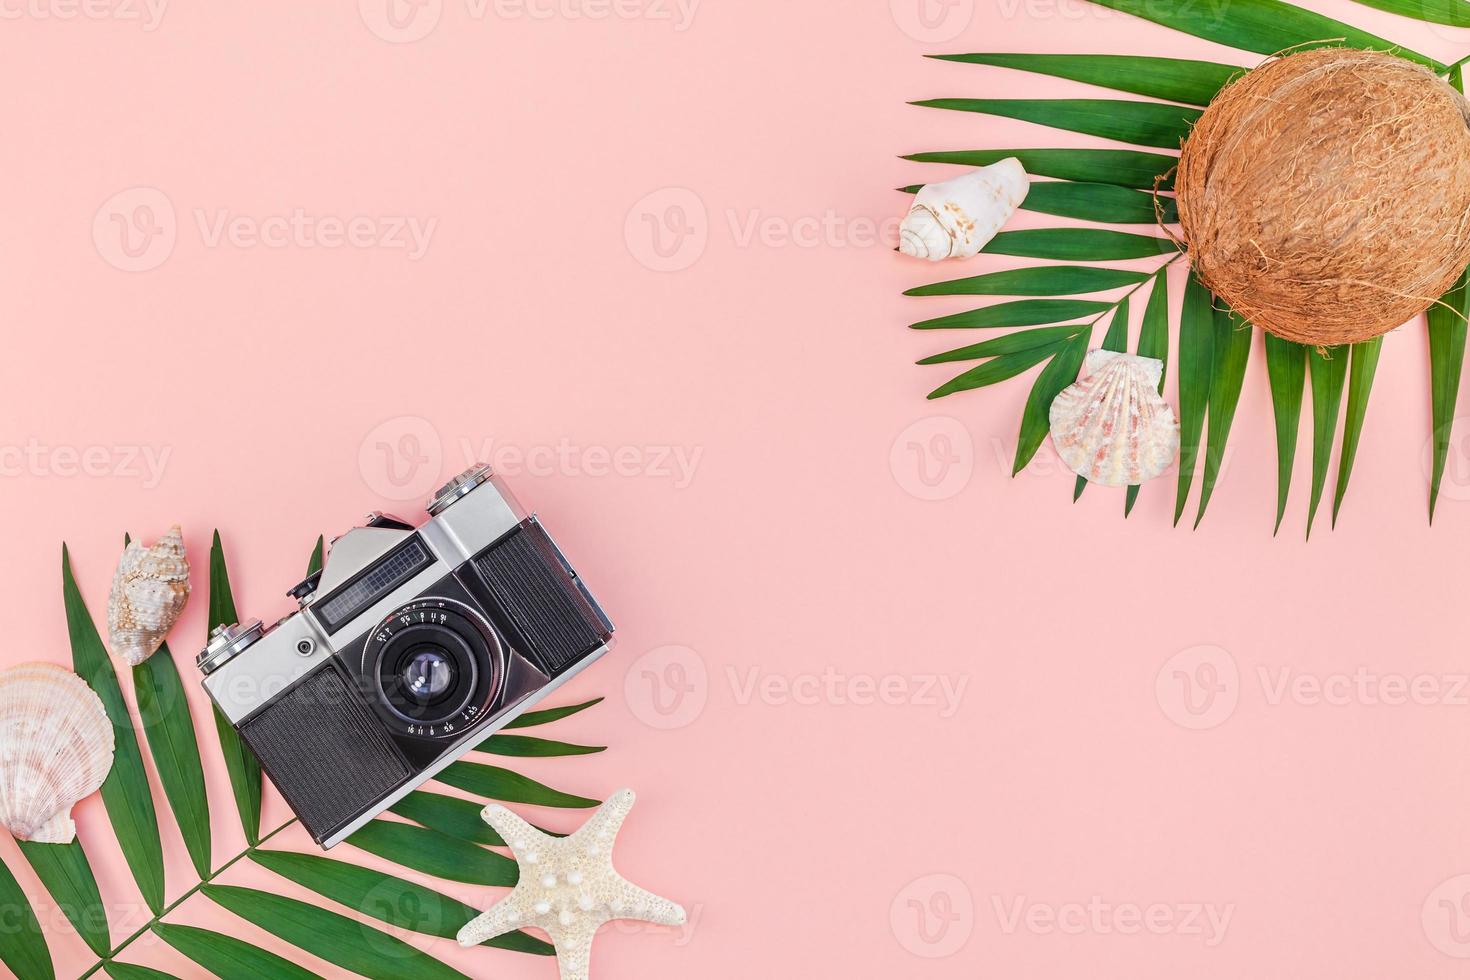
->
[1048,350,1180,487]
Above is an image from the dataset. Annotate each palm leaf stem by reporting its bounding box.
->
[75,819,299,979]
[1074,251,1185,334]
[1441,53,1470,78]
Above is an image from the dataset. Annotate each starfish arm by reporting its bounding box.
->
[457,890,530,947]
[548,929,593,980]
[608,875,687,927]
[573,788,636,847]
[481,802,549,856]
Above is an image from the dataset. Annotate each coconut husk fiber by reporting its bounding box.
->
[1175,47,1470,346]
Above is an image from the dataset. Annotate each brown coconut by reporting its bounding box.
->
[1175,47,1470,346]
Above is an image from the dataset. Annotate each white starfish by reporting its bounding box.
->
[457,788,686,980]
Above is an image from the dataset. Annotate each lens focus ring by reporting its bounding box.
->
[363,598,505,738]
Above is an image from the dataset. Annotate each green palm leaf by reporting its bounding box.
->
[1075,297,1132,501]
[252,849,551,954]
[913,98,1200,149]
[347,821,518,886]
[1125,270,1170,517]
[984,229,1176,261]
[61,546,164,913]
[153,923,322,980]
[476,734,606,758]
[389,791,564,847]
[911,298,1111,330]
[1015,331,1091,474]
[207,532,262,846]
[1022,181,1176,224]
[1264,335,1308,535]
[0,852,54,979]
[44,533,603,980]
[134,639,211,878]
[905,266,1146,298]
[1346,0,1470,26]
[1087,0,1442,71]
[504,696,604,730]
[436,761,601,808]
[1173,275,1216,525]
[1195,308,1252,527]
[203,884,471,980]
[16,839,109,957]
[920,325,1087,365]
[1307,347,1351,539]
[926,53,1240,106]
[927,345,1060,399]
[1427,270,1469,522]
[103,964,176,980]
[901,148,1178,190]
[1332,337,1384,526]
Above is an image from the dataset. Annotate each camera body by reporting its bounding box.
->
[197,464,614,848]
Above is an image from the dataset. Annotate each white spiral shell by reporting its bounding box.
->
[0,662,115,843]
[898,158,1029,261]
[1049,350,1180,487]
[107,525,190,666]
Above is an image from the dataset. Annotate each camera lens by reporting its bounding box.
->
[401,648,454,704]
[366,599,505,736]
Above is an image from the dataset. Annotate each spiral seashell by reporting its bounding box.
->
[898,158,1029,261]
[107,525,190,666]
[0,663,114,843]
[1049,351,1180,487]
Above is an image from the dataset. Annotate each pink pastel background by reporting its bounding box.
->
[2,0,1470,977]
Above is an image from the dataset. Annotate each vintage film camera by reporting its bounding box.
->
[197,464,614,847]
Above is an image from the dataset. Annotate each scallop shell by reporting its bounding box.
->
[1048,350,1180,487]
[0,663,114,843]
[107,525,190,666]
[898,158,1029,261]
